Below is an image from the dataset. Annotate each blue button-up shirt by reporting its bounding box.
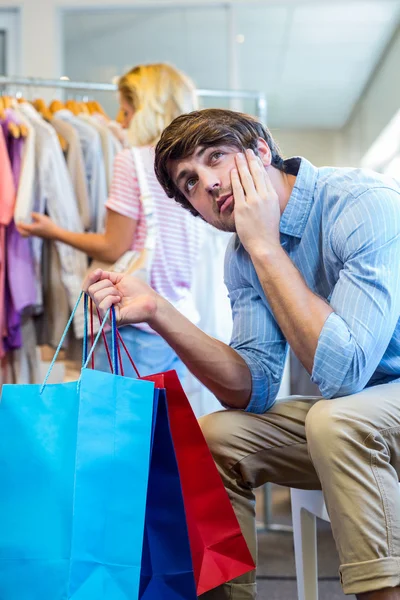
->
[226,157,400,413]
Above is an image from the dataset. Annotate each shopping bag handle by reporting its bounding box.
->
[40,291,111,393]
[91,304,141,378]
[83,294,119,375]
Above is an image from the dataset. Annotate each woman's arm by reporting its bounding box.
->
[17,208,137,263]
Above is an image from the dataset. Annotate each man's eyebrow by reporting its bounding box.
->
[175,146,209,188]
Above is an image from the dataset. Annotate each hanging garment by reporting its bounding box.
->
[54,109,107,232]
[18,103,87,337]
[184,223,233,417]
[52,117,91,230]
[79,113,120,191]
[0,128,16,359]
[12,108,36,225]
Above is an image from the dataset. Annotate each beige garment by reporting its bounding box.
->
[199,383,400,599]
[52,117,91,230]
[11,317,40,384]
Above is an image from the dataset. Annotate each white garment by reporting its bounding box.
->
[81,114,122,191]
[184,223,233,417]
[55,109,107,232]
[12,108,36,224]
[18,103,87,337]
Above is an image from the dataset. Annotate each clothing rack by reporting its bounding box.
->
[0,76,267,123]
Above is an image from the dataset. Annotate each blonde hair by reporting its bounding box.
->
[118,63,198,147]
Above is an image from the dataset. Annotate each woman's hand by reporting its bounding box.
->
[17,213,60,240]
[83,269,160,326]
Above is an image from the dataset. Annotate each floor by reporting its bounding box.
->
[255,485,354,600]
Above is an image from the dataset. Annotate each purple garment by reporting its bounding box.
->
[3,271,21,351]
[6,219,36,314]
[1,118,35,349]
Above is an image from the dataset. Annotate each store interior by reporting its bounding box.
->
[0,1,400,598]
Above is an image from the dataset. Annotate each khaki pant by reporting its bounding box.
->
[199,383,400,599]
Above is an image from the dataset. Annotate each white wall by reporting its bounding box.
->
[0,0,236,80]
[273,129,342,166]
[341,25,400,166]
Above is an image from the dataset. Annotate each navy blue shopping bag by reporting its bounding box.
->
[139,388,197,599]
[0,293,155,600]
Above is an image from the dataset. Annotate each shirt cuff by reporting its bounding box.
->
[233,349,277,414]
[311,312,354,398]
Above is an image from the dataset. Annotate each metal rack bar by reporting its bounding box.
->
[0,75,267,122]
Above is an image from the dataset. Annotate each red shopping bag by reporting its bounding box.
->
[143,370,255,596]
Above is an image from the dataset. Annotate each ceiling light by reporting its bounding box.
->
[60,76,70,81]
[236,34,245,44]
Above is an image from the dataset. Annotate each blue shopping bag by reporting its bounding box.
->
[139,388,197,599]
[0,293,155,600]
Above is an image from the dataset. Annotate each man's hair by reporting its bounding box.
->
[154,108,285,216]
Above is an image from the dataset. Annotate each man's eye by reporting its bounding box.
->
[210,151,223,162]
[185,177,197,193]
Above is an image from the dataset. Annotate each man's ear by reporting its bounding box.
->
[256,138,272,167]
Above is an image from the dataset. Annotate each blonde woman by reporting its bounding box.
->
[18,63,202,377]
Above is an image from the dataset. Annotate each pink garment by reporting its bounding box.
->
[0,128,16,358]
[0,127,15,226]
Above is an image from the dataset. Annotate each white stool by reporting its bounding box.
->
[291,485,400,600]
[290,489,329,600]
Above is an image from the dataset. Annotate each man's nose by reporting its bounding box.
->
[205,181,221,196]
[197,167,221,196]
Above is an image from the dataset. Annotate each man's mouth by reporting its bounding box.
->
[216,194,234,214]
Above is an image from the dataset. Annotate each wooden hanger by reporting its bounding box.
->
[65,99,80,116]
[32,98,53,121]
[3,96,13,109]
[49,99,65,114]
[8,121,21,139]
[78,101,90,115]
[19,123,28,138]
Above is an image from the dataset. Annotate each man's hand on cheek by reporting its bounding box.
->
[231,149,281,257]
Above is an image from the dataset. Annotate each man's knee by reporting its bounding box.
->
[199,410,245,469]
[305,400,348,458]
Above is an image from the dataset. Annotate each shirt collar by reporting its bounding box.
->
[279,157,319,239]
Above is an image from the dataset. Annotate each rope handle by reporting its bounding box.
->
[90,304,141,378]
[40,291,110,393]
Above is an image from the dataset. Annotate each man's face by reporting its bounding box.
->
[170,145,240,232]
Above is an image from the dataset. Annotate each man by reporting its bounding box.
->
[84,109,400,600]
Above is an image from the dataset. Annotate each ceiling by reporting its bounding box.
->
[63,0,400,129]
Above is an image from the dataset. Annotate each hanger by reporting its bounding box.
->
[8,121,21,139]
[0,96,5,120]
[65,99,81,116]
[3,96,13,109]
[32,98,53,121]
[49,99,65,114]
[78,101,90,115]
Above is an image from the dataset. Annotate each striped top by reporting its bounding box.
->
[106,146,202,332]
[226,157,400,413]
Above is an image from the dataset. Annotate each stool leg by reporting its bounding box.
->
[292,500,318,600]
